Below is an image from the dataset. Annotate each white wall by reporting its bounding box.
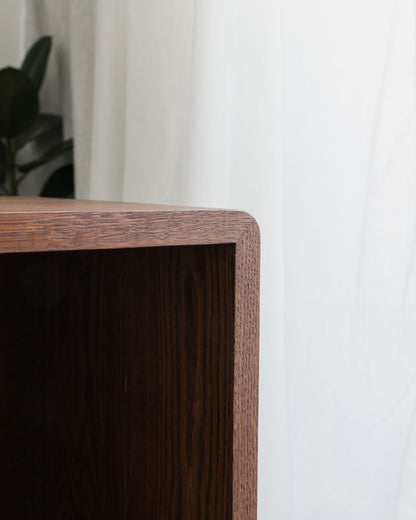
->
[0,0,24,67]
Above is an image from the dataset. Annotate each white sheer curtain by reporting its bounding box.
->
[25,0,416,518]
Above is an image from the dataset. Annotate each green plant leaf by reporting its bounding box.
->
[40,163,74,198]
[21,36,52,92]
[18,138,73,173]
[16,113,62,150]
[0,67,39,138]
[0,139,6,186]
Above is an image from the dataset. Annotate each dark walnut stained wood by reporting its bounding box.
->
[0,198,260,519]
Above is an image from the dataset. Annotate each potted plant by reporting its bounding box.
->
[0,36,74,197]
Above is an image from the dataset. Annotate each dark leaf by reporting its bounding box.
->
[40,163,74,198]
[0,67,39,138]
[16,113,62,150]
[21,36,52,92]
[0,139,6,185]
[18,138,73,173]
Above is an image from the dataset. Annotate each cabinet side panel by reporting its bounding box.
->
[233,223,260,518]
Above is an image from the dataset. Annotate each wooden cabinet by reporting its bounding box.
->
[0,198,259,519]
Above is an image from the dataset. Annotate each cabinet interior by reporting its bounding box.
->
[0,244,235,519]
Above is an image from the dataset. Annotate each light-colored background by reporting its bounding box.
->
[0,0,23,66]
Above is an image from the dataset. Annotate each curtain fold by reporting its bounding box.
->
[25,0,96,193]
[25,0,416,518]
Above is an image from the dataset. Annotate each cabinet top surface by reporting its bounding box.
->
[0,198,258,254]
[0,197,209,213]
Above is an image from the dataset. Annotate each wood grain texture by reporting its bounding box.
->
[0,198,260,519]
[0,198,203,212]
[234,222,261,518]
[0,197,254,254]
